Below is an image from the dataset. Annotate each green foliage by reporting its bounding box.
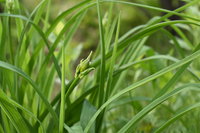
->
[0,0,200,133]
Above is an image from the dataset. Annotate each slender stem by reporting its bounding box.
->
[59,47,66,133]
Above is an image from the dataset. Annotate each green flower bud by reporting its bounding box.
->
[75,51,93,78]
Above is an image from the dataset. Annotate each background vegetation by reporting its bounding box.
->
[0,0,200,132]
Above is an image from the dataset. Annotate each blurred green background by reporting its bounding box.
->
[17,0,200,77]
[19,0,180,54]
[18,0,199,56]
[1,0,200,132]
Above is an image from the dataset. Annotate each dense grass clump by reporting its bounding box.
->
[0,0,200,133]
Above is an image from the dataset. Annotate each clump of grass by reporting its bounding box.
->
[0,0,200,133]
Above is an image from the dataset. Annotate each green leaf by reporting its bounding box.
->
[84,48,200,132]
[0,13,62,87]
[118,84,200,132]
[97,0,106,107]
[0,61,58,122]
[80,100,97,133]
[154,102,200,133]
[59,47,66,133]
[69,123,84,133]
[0,89,30,133]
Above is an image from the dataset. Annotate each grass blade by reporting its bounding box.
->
[118,84,200,133]
[59,47,66,133]
[84,48,200,132]
[0,61,58,122]
[154,102,200,133]
[0,89,30,133]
